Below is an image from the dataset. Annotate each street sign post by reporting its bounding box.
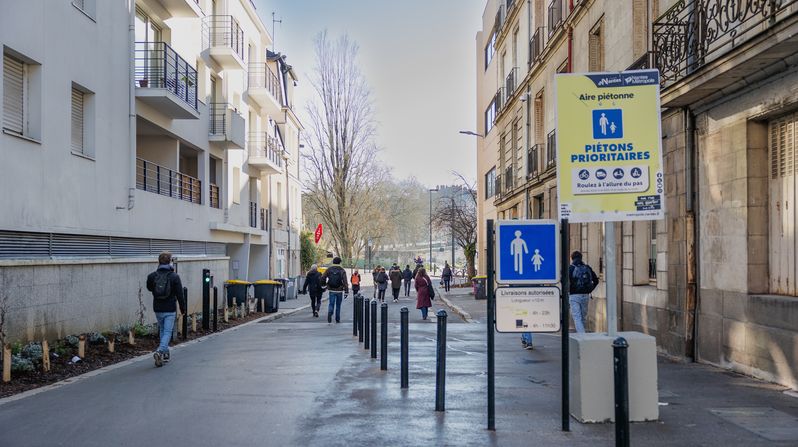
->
[495,286,560,333]
[495,220,560,285]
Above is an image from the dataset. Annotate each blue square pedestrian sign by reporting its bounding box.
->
[592,108,623,139]
[495,220,560,284]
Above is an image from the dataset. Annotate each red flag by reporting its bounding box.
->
[314,224,323,244]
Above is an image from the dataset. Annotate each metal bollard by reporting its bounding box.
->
[400,307,409,388]
[212,286,218,332]
[435,309,448,411]
[613,337,630,447]
[358,296,364,343]
[353,294,359,337]
[182,287,188,340]
[370,299,378,359]
[380,303,388,370]
[364,296,371,350]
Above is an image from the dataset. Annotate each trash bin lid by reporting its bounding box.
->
[253,280,281,285]
[225,280,252,285]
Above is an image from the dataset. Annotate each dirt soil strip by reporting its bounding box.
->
[0,301,315,407]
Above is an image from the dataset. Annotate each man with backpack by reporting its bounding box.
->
[568,251,599,333]
[145,251,186,367]
[321,257,349,323]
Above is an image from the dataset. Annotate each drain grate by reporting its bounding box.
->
[709,407,798,442]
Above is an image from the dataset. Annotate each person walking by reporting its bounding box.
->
[402,264,413,297]
[351,269,362,296]
[375,267,389,303]
[441,262,453,293]
[145,251,186,367]
[414,267,434,320]
[372,266,381,299]
[568,251,599,333]
[300,264,325,317]
[321,257,349,323]
[389,264,403,302]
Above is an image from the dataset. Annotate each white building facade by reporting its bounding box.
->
[0,0,302,341]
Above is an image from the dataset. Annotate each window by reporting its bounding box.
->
[485,98,497,135]
[484,31,497,69]
[768,113,798,295]
[71,88,84,153]
[534,194,544,219]
[485,167,497,198]
[3,53,25,135]
[648,221,657,281]
[589,19,604,72]
[534,89,544,145]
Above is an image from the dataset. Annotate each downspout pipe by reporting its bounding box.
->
[685,108,700,361]
[128,0,136,210]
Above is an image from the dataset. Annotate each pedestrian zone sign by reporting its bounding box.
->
[495,286,561,333]
[555,69,664,223]
[495,220,559,285]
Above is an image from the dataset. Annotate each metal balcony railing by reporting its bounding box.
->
[495,173,503,197]
[530,27,546,65]
[202,15,245,60]
[248,133,285,168]
[504,165,514,190]
[495,87,505,112]
[653,0,798,84]
[134,42,198,110]
[548,0,564,37]
[628,51,658,70]
[546,130,557,168]
[505,67,518,96]
[249,202,257,228]
[648,258,657,280]
[260,208,268,231]
[528,145,540,177]
[209,103,229,136]
[136,158,201,204]
[209,183,220,209]
[248,63,283,104]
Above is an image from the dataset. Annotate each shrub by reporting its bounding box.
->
[11,355,34,373]
[87,332,107,345]
[21,342,43,362]
[65,335,80,347]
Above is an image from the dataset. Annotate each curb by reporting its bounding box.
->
[0,300,315,407]
[439,293,475,323]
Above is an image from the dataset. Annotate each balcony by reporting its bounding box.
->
[134,42,199,119]
[136,158,201,205]
[504,165,514,191]
[495,87,505,113]
[547,0,564,37]
[530,27,546,66]
[210,183,220,209]
[247,62,283,114]
[627,51,657,71]
[247,133,284,175]
[260,208,268,231]
[527,145,540,178]
[495,173,503,198]
[505,67,518,97]
[546,130,557,169]
[202,15,245,70]
[654,0,798,104]
[155,0,202,18]
[249,202,258,228]
[208,103,245,149]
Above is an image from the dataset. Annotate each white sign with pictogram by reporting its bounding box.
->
[495,286,561,333]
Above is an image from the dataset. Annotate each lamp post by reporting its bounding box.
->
[429,187,439,272]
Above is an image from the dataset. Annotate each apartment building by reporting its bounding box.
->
[476,0,798,389]
[0,0,302,341]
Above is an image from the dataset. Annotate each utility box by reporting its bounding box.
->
[569,331,659,423]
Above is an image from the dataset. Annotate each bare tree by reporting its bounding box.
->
[432,173,478,279]
[302,31,380,265]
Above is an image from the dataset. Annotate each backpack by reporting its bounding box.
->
[326,267,344,289]
[572,264,595,294]
[153,270,172,300]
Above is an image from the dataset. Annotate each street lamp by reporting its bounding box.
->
[458,130,484,137]
[429,187,439,273]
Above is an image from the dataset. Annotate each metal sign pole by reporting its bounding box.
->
[487,219,496,431]
[605,222,618,337]
[561,218,570,432]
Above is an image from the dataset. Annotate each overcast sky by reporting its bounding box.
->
[254,0,483,188]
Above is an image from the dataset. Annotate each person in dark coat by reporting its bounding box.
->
[375,267,389,302]
[300,264,325,317]
[441,262,453,292]
[372,266,381,299]
[402,265,413,296]
[389,264,403,302]
[146,251,186,367]
[414,267,433,320]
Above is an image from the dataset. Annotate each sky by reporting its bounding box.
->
[254,0,484,187]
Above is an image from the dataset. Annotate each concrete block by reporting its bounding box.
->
[569,332,659,423]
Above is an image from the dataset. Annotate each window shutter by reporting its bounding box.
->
[71,88,84,152]
[589,22,603,72]
[3,54,25,135]
[632,0,647,59]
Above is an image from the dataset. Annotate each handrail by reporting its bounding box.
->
[136,158,201,204]
[202,15,245,60]
[248,62,283,105]
[134,42,198,110]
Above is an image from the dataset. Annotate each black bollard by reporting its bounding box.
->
[212,286,218,332]
[353,294,359,337]
[358,296,364,343]
[202,269,210,330]
[613,337,630,447]
[380,303,388,370]
[370,299,378,359]
[364,296,371,350]
[400,307,409,388]
[435,309,447,411]
[182,287,188,340]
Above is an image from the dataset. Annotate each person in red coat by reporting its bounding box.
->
[414,267,434,320]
